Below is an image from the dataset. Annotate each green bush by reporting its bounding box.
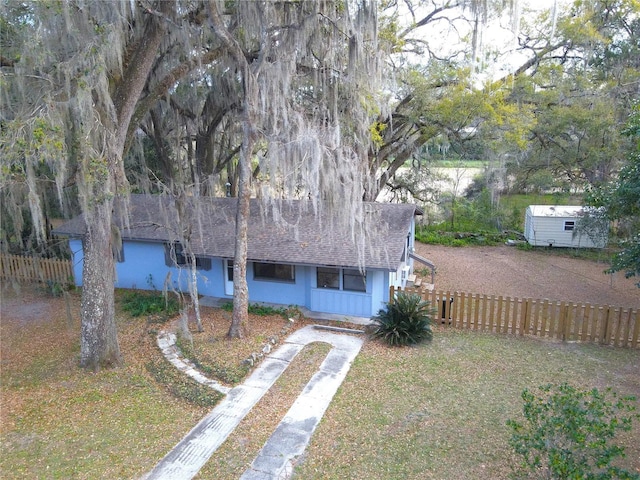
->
[220,301,289,317]
[370,292,434,346]
[516,242,534,251]
[414,226,509,247]
[507,383,639,479]
[121,290,180,317]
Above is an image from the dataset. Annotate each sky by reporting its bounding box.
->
[394,0,574,77]
[482,0,574,79]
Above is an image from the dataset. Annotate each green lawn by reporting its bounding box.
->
[1,289,638,479]
[294,329,640,479]
[429,159,488,168]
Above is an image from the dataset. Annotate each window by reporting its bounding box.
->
[164,243,211,270]
[343,269,366,292]
[315,267,367,292]
[564,221,575,231]
[226,260,234,281]
[254,262,295,282]
[317,267,339,289]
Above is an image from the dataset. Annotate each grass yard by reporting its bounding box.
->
[1,286,639,479]
[294,330,640,479]
[0,287,210,479]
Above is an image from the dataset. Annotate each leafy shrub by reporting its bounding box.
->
[121,290,180,318]
[516,241,534,251]
[507,383,639,479]
[145,359,223,408]
[220,301,289,317]
[44,278,74,297]
[414,227,508,247]
[370,292,434,346]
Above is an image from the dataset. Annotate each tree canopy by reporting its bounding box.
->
[587,103,640,286]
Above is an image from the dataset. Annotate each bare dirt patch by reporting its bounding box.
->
[414,243,639,308]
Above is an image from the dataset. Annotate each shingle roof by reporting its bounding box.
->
[53,194,421,271]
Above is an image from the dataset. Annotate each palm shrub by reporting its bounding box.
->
[370,292,434,346]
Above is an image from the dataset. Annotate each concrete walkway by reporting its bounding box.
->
[143,325,364,480]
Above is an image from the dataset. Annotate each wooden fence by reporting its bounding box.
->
[0,254,74,285]
[391,286,640,349]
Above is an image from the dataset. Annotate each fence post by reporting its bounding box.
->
[457,292,465,328]
[591,305,601,342]
[631,309,639,349]
[443,290,452,325]
[467,292,474,330]
[518,298,528,336]
[619,309,632,348]
[434,289,440,310]
[539,300,548,338]
[600,306,611,345]
[564,303,573,341]
[503,296,512,334]
[473,294,480,330]
[613,308,624,347]
[451,292,459,328]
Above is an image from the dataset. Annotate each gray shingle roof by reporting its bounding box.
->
[53,194,421,271]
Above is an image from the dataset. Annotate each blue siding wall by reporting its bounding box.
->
[238,263,309,306]
[69,239,226,296]
[69,239,84,285]
[68,238,394,318]
[114,241,224,296]
[310,288,372,316]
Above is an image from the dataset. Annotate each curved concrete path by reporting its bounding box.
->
[143,325,364,480]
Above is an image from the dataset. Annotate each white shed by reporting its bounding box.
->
[524,205,608,248]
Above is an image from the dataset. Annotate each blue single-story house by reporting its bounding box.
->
[53,194,424,318]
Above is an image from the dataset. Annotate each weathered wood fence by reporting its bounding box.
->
[391,286,640,348]
[0,254,74,285]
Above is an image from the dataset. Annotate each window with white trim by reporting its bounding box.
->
[564,221,575,231]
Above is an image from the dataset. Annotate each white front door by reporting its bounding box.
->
[224,259,234,296]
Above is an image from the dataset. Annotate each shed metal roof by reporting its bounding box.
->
[527,205,589,218]
[53,194,421,271]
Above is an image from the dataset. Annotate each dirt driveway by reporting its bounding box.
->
[414,243,640,309]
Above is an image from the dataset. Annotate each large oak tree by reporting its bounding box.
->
[1,1,223,368]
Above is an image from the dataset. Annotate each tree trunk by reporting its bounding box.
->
[78,3,169,369]
[206,0,258,338]
[80,197,122,369]
[229,140,253,338]
[188,253,204,332]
